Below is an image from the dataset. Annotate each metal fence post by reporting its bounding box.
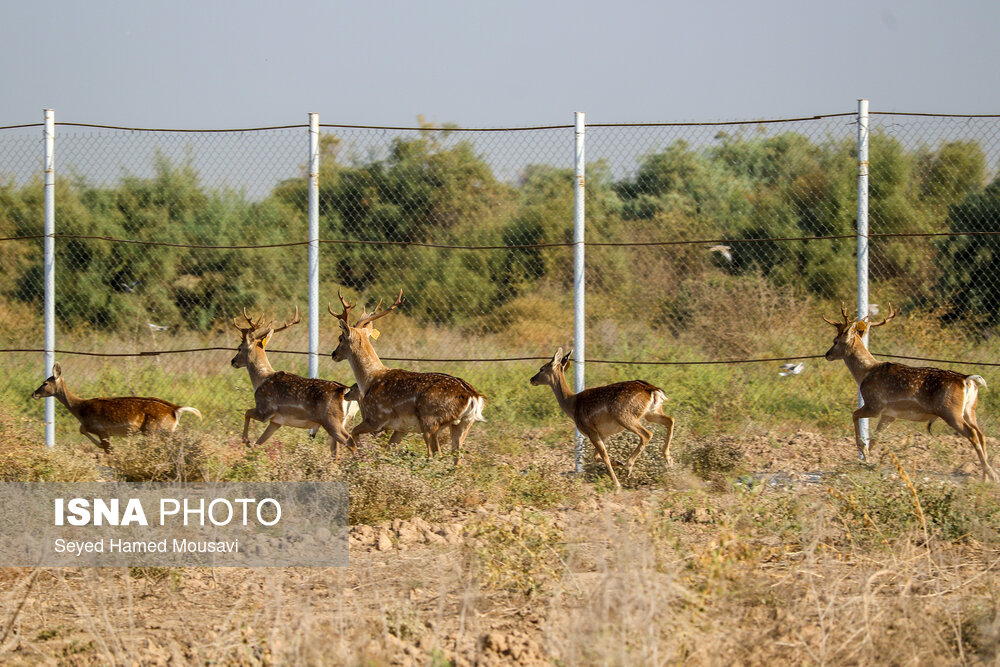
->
[856,98,870,450]
[43,109,56,448]
[308,113,320,378]
[573,111,586,472]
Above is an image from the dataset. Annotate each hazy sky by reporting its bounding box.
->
[2,1,998,128]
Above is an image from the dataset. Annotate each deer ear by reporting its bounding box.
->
[52,362,62,378]
[561,348,573,368]
[854,321,869,336]
[338,319,350,332]
[258,331,273,349]
[552,347,563,364]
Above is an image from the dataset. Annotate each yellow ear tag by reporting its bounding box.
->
[369,328,381,341]
[260,334,271,349]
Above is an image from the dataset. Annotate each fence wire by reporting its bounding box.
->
[2,112,1000,448]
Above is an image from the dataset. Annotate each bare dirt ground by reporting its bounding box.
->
[2,429,999,665]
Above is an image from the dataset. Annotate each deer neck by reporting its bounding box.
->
[247,347,277,391]
[55,380,84,416]
[843,339,880,385]
[348,337,387,393]
[549,370,578,419]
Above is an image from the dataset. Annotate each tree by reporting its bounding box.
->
[935,177,1000,324]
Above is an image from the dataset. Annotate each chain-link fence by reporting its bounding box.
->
[2,109,1000,451]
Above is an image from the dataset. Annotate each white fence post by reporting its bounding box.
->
[308,113,320,378]
[573,111,586,472]
[856,98,870,450]
[43,109,56,448]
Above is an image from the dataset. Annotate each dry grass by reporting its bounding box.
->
[2,479,998,665]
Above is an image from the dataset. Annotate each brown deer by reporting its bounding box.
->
[329,289,486,459]
[231,307,359,458]
[823,304,997,482]
[31,362,202,451]
[529,348,675,490]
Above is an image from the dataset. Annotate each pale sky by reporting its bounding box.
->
[2,1,998,129]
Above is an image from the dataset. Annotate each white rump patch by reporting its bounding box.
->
[455,396,486,424]
[343,398,360,427]
[963,375,986,421]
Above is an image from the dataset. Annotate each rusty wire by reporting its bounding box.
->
[5,347,997,368]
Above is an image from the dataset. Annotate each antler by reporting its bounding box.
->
[356,289,404,328]
[868,303,899,328]
[822,302,853,327]
[328,288,356,324]
[232,307,266,333]
[269,306,301,334]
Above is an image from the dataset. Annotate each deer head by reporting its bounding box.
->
[529,348,573,386]
[329,288,404,362]
[230,306,300,368]
[32,362,64,399]
[345,383,362,403]
[822,303,897,361]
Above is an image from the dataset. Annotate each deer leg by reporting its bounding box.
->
[424,424,443,457]
[588,432,621,491]
[852,405,880,462]
[79,426,104,449]
[242,408,266,445]
[646,413,676,467]
[623,423,652,479]
[966,412,990,467]
[387,430,406,448]
[254,421,282,446]
[327,419,356,460]
[947,416,999,483]
[448,420,475,463]
[350,419,380,446]
[873,415,896,449]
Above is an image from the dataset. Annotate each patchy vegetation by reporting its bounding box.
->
[2,425,1000,664]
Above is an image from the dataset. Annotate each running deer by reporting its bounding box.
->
[823,304,998,482]
[31,362,202,451]
[231,307,359,458]
[329,289,486,459]
[529,348,675,490]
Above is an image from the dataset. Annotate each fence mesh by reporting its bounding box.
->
[2,112,1000,454]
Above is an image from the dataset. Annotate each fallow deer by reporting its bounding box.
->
[329,289,486,459]
[31,362,202,451]
[529,348,675,490]
[231,307,359,458]
[823,304,997,481]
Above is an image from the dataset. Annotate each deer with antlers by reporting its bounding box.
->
[31,362,202,452]
[329,289,486,459]
[824,303,997,481]
[231,306,359,458]
[530,348,675,490]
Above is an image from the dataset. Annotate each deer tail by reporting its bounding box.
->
[963,376,986,421]
[456,395,486,424]
[175,406,203,421]
[343,396,360,425]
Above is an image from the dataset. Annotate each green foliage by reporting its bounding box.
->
[2,124,995,338]
[935,177,1000,325]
